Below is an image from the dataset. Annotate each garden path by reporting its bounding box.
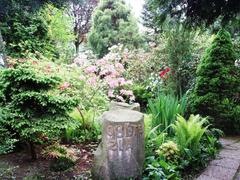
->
[197,137,240,180]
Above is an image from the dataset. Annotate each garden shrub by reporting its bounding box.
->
[0,59,78,159]
[156,141,180,163]
[190,29,240,134]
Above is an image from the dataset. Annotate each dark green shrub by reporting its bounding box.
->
[0,11,56,59]
[0,59,78,159]
[190,29,240,134]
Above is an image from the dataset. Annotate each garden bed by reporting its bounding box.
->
[0,142,98,179]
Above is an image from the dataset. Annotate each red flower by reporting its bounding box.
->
[159,67,171,78]
[159,71,166,77]
[165,67,171,72]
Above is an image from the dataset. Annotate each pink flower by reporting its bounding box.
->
[59,82,71,90]
[79,75,85,81]
[96,59,107,65]
[120,89,133,96]
[87,76,97,86]
[115,63,125,72]
[108,90,115,97]
[85,66,97,74]
[116,95,124,102]
[108,79,119,88]
[118,78,126,85]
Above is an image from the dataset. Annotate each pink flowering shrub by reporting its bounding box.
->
[76,46,135,103]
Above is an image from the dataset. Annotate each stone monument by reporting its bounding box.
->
[92,109,144,180]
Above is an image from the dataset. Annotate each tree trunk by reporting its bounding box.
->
[0,29,7,67]
[29,141,37,160]
[75,41,80,55]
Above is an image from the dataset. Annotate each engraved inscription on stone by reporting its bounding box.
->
[106,123,144,152]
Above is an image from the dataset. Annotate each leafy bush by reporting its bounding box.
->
[156,141,180,163]
[143,156,180,180]
[0,59,78,159]
[190,29,240,134]
[148,93,187,135]
[172,114,208,156]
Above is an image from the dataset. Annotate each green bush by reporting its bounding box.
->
[190,29,240,134]
[148,93,187,135]
[156,141,180,163]
[0,59,78,159]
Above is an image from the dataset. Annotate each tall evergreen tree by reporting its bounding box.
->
[190,29,240,134]
[146,0,240,26]
[88,0,142,58]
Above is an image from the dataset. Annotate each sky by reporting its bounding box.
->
[124,0,144,19]
[124,0,145,30]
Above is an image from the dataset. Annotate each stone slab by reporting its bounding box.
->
[210,157,240,170]
[218,150,240,160]
[197,174,219,180]
[219,138,239,147]
[202,165,236,180]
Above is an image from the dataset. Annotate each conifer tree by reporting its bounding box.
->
[88,0,142,58]
[191,29,240,134]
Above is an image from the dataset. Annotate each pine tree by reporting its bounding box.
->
[88,0,142,58]
[191,29,240,134]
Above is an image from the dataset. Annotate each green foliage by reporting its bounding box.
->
[132,84,153,110]
[42,4,75,63]
[190,29,240,134]
[88,0,143,58]
[172,114,208,155]
[0,109,17,154]
[143,156,180,180]
[0,11,56,59]
[63,109,101,142]
[148,93,187,135]
[50,156,75,172]
[0,59,78,158]
[165,25,195,95]
[143,0,240,27]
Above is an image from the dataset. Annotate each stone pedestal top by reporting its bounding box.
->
[102,109,143,122]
